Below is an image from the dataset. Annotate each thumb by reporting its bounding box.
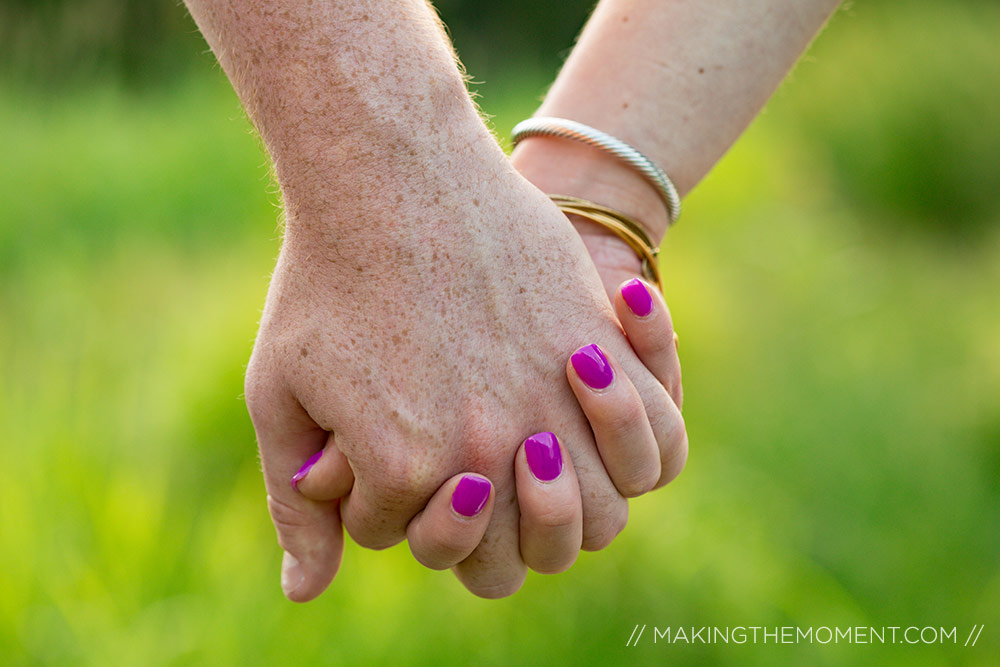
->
[246,378,344,602]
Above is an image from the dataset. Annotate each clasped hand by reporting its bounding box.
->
[245,163,687,600]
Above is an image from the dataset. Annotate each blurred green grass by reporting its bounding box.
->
[1,2,998,665]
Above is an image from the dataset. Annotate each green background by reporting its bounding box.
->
[1,0,998,664]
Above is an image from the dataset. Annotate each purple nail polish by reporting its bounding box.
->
[622,278,654,317]
[290,450,323,490]
[451,475,491,517]
[571,344,614,390]
[524,431,563,482]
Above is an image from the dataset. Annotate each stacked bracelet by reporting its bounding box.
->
[549,194,663,292]
[512,116,681,292]
[510,116,682,225]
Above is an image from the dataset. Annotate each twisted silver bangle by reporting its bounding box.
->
[511,116,681,225]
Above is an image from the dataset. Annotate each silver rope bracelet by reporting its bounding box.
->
[510,116,682,225]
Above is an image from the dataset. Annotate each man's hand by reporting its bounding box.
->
[181,0,692,600]
[245,161,686,599]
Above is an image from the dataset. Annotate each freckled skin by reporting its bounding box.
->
[185,0,673,595]
[186,0,835,597]
[255,156,671,594]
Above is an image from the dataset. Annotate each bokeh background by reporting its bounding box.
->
[1,0,998,664]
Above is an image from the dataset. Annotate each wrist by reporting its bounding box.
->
[274,70,497,214]
[191,0,500,238]
[510,137,672,244]
[275,77,512,246]
[279,129,553,278]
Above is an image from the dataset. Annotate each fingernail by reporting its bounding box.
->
[524,431,563,482]
[290,450,323,491]
[571,344,614,389]
[451,475,491,517]
[622,278,654,317]
[281,551,303,597]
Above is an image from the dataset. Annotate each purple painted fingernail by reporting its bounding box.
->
[622,278,654,317]
[525,431,563,482]
[451,475,491,517]
[290,450,323,491]
[571,344,614,389]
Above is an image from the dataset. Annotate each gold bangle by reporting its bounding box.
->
[549,194,663,292]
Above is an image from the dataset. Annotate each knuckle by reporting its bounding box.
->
[343,509,403,550]
[657,424,689,488]
[643,325,676,357]
[654,409,687,456]
[244,358,278,428]
[599,396,647,442]
[464,575,526,600]
[373,450,436,507]
[526,550,577,575]
[615,463,659,499]
[455,401,510,471]
[410,542,462,571]
[581,497,629,551]
[646,386,679,442]
[527,502,578,531]
[243,372,266,417]
[458,404,498,445]
[343,453,435,551]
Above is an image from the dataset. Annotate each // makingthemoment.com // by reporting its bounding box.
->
[624,625,985,647]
